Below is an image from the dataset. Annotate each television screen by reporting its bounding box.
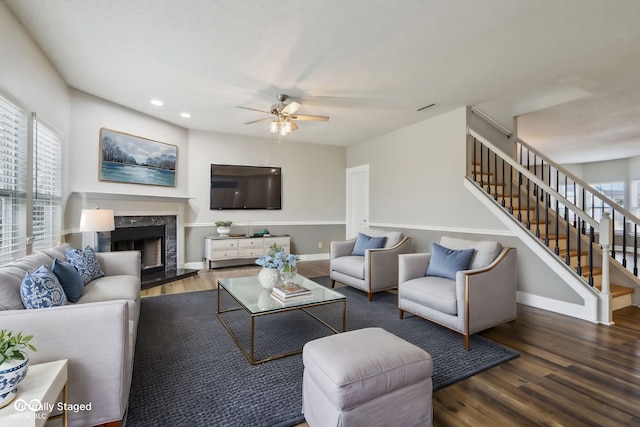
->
[210,164,282,210]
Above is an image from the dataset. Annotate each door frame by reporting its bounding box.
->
[346,164,370,239]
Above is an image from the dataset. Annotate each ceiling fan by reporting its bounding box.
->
[237,94,329,136]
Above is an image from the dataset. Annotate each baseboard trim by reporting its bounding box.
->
[517,291,597,323]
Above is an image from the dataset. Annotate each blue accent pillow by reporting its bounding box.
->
[51,258,84,302]
[65,246,105,285]
[426,243,475,280]
[20,265,68,309]
[351,233,387,256]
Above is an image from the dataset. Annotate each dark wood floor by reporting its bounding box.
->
[144,260,640,426]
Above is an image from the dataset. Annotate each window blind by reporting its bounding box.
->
[0,94,27,264]
[32,117,62,252]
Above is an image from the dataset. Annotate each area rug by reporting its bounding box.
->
[127,278,519,427]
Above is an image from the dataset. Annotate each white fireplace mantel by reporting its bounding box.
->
[72,191,190,268]
[74,191,191,204]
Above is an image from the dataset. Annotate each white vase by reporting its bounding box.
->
[258,267,280,290]
[217,226,231,236]
[0,356,29,409]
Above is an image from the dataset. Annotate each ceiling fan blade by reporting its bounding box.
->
[290,114,330,122]
[281,101,302,115]
[237,106,272,115]
[244,117,273,125]
[290,120,299,131]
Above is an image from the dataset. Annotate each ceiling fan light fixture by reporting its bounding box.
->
[270,120,278,133]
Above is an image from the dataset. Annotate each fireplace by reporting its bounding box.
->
[111,225,166,276]
[98,215,178,281]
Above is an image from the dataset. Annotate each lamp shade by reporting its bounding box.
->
[79,209,115,232]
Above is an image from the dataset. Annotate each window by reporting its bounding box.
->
[0,95,28,264]
[587,181,625,229]
[632,180,640,218]
[32,117,62,251]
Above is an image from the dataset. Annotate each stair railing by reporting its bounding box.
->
[517,138,640,279]
[468,129,605,288]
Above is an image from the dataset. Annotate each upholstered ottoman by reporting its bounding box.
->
[302,327,433,427]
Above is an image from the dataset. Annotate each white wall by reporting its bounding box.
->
[0,3,69,135]
[186,130,346,226]
[68,89,189,198]
[348,107,507,229]
[0,2,71,217]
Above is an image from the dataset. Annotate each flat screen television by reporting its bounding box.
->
[210,164,282,210]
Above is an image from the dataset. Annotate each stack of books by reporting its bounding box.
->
[271,283,312,306]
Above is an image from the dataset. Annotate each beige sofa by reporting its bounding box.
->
[398,236,517,350]
[330,230,412,300]
[0,243,140,427]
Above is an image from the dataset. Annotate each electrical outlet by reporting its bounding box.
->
[318,242,323,249]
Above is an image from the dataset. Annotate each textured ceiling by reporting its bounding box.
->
[5,0,640,164]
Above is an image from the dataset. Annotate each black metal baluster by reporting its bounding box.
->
[535,183,540,237]
[518,171,523,222]
[622,215,627,268]
[501,157,506,207]
[545,192,550,246]
[576,216,582,276]
[565,207,571,265]
[589,226,595,286]
[526,177,531,229]
[479,141,484,187]
[493,151,498,200]
[509,163,514,214]
[634,224,638,277]
[472,138,477,182]
[555,199,560,255]
[611,210,616,258]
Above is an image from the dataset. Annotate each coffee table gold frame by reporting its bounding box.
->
[216,278,346,365]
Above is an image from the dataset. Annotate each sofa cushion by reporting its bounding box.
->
[399,276,458,315]
[0,266,30,310]
[51,258,84,303]
[426,243,474,280]
[351,233,387,256]
[43,243,71,261]
[14,252,56,273]
[78,275,140,304]
[20,265,68,309]
[66,246,105,285]
[331,256,365,280]
[440,236,502,270]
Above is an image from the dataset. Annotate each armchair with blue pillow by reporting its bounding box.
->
[398,236,517,350]
[330,230,412,300]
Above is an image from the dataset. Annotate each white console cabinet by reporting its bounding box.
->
[205,235,290,269]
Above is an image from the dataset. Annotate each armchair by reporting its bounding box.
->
[398,236,517,350]
[330,230,412,300]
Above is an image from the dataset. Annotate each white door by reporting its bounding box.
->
[346,164,370,239]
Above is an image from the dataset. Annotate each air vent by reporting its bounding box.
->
[417,103,438,112]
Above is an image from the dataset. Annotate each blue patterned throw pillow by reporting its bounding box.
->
[65,246,105,285]
[51,258,84,302]
[20,265,68,309]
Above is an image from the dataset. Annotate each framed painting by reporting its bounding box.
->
[99,128,177,187]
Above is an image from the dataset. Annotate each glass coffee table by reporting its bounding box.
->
[217,275,346,365]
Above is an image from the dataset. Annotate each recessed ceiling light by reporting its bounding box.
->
[180,112,191,118]
[150,99,164,106]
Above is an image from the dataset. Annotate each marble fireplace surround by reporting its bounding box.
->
[76,192,189,271]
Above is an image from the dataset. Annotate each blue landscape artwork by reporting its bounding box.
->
[100,128,177,187]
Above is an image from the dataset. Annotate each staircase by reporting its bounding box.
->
[466,124,638,322]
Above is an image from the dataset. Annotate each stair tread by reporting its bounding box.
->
[595,284,634,297]
[581,267,603,276]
